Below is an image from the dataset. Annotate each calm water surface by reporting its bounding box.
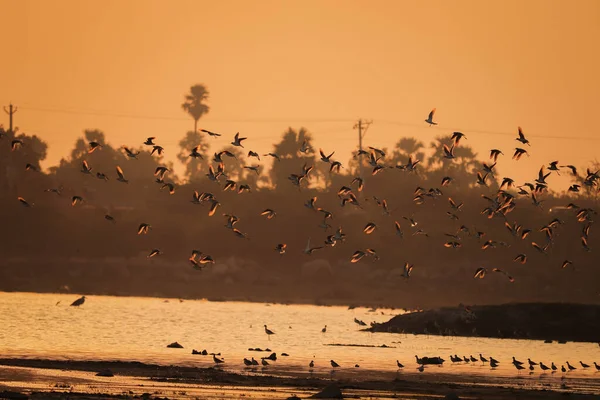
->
[0,292,599,394]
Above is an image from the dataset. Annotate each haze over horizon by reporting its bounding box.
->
[2,0,599,187]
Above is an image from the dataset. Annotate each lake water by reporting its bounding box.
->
[0,292,599,394]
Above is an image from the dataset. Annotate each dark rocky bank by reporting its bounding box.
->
[369,302,600,343]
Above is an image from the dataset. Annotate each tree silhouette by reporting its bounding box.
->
[71,129,106,160]
[214,145,246,182]
[177,131,210,183]
[423,136,483,191]
[571,160,600,199]
[181,84,210,134]
[2,132,49,196]
[392,137,426,166]
[269,127,321,189]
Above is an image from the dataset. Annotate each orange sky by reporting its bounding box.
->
[2,0,599,187]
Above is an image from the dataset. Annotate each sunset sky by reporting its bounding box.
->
[2,0,599,186]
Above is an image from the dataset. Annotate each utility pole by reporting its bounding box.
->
[2,103,18,196]
[353,118,373,187]
[3,103,17,133]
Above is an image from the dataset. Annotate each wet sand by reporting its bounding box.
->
[0,358,599,399]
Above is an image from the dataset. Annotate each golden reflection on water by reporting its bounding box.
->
[0,292,598,390]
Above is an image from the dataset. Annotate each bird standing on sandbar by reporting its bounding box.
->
[264,325,275,340]
[70,296,86,307]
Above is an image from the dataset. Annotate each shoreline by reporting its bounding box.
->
[0,290,401,312]
[0,358,599,400]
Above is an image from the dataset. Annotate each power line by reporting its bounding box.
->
[19,105,354,124]
[15,104,600,142]
[376,119,600,142]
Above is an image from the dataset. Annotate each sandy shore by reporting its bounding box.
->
[0,358,599,399]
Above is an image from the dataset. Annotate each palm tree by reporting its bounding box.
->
[181,84,210,133]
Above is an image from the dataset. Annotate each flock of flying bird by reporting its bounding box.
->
[9,109,599,378]
[12,108,599,282]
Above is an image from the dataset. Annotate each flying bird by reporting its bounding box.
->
[122,146,139,159]
[244,165,260,175]
[516,127,530,146]
[451,132,466,145]
[305,197,318,211]
[500,177,514,189]
[116,166,128,183]
[492,268,515,282]
[448,197,463,210]
[299,139,312,154]
[81,160,92,175]
[513,254,527,264]
[208,200,221,217]
[476,172,489,186]
[247,150,260,161]
[201,129,221,137]
[401,262,413,279]
[424,108,437,126]
[351,177,364,191]
[71,196,83,206]
[443,143,455,159]
[44,188,62,195]
[232,228,248,239]
[263,152,281,161]
[147,249,162,258]
[444,241,462,249]
[351,250,366,263]
[303,237,323,255]
[319,149,335,163]
[161,183,175,194]
[11,139,23,151]
[189,146,204,159]
[154,166,170,180]
[363,222,377,234]
[394,221,404,238]
[513,148,529,160]
[474,267,487,279]
[231,132,247,147]
[17,196,32,207]
[489,149,503,162]
[329,160,343,173]
[88,141,102,153]
[261,209,277,219]
[275,243,287,255]
[137,223,151,235]
[561,164,578,176]
[441,176,453,186]
[561,260,573,269]
[151,145,164,156]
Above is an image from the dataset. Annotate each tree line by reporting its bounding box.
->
[0,84,597,309]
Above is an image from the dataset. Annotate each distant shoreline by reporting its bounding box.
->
[0,289,410,311]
